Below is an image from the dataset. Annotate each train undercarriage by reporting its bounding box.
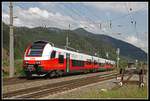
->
[24,64,114,79]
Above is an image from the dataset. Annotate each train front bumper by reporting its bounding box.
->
[23,64,48,76]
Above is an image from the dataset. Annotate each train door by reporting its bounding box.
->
[66,53,70,73]
[92,56,94,68]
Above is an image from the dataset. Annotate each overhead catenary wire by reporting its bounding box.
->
[66,3,115,37]
[125,3,134,24]
[74,2,146,41]
[48,3,148,52]
[78,3,146,26]
[68,3,111,34]
[68,4,99,26]
[59,4,94,31]
[125,4,139,36]
[77,3,122,35]
[17,3,146,51]
[64,4,99,31]
[56,3,146,37]
[12,2,146,33]
[62,4,109,55]
[124,3,139,40]
[62,5,106,36]
[77,3,107,26]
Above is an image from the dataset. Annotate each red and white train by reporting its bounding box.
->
[23,40,116,79]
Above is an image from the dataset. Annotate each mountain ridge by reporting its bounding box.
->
[2,22,147,62]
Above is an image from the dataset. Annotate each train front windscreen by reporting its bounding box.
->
[27,41,47,57]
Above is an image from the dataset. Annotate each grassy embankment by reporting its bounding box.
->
[2,59,24,78]
[75,84,148,99]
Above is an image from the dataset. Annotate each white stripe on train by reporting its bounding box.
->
[24,43,115,64]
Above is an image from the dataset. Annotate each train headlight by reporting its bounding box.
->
[25,61,28,64]
[36,61,41,64]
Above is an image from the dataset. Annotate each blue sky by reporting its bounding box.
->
[2,2,148,53]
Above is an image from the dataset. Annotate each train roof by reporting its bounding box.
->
[52,46,115,63]
[32,40,115,64]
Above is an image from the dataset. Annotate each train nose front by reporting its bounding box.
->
[23,60,46,77]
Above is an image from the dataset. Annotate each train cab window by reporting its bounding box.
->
[59,55,64,63]
[27,42,46,56]
[51,51,56,59]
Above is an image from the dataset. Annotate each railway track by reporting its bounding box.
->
[3,76,46,86]
[3,72,119,99]
[3,77,27,86]
[3,71,116,86]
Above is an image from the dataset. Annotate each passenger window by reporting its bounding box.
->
[86,59,91,65]
[51,51,56,59]
[59,55,64,63]
[72,60,84,67]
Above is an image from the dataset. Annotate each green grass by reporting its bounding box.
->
[100,85,147,98]
[79,84,148,99]
[15,59,26,77]
[2,59,25,78]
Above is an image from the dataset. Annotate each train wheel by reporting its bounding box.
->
[58,70,64,77]
[55,70,59,77]
[57,70,64,77]
[49,71,56,78]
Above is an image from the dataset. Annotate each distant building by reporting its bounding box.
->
[127,62,135,68]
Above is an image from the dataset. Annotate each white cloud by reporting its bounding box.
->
[2,6,78,29]
[28,7,49,18]
[2,13,9,24]
[126,35,138,44]
[2,6,100,31]
[125,35,148,53]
